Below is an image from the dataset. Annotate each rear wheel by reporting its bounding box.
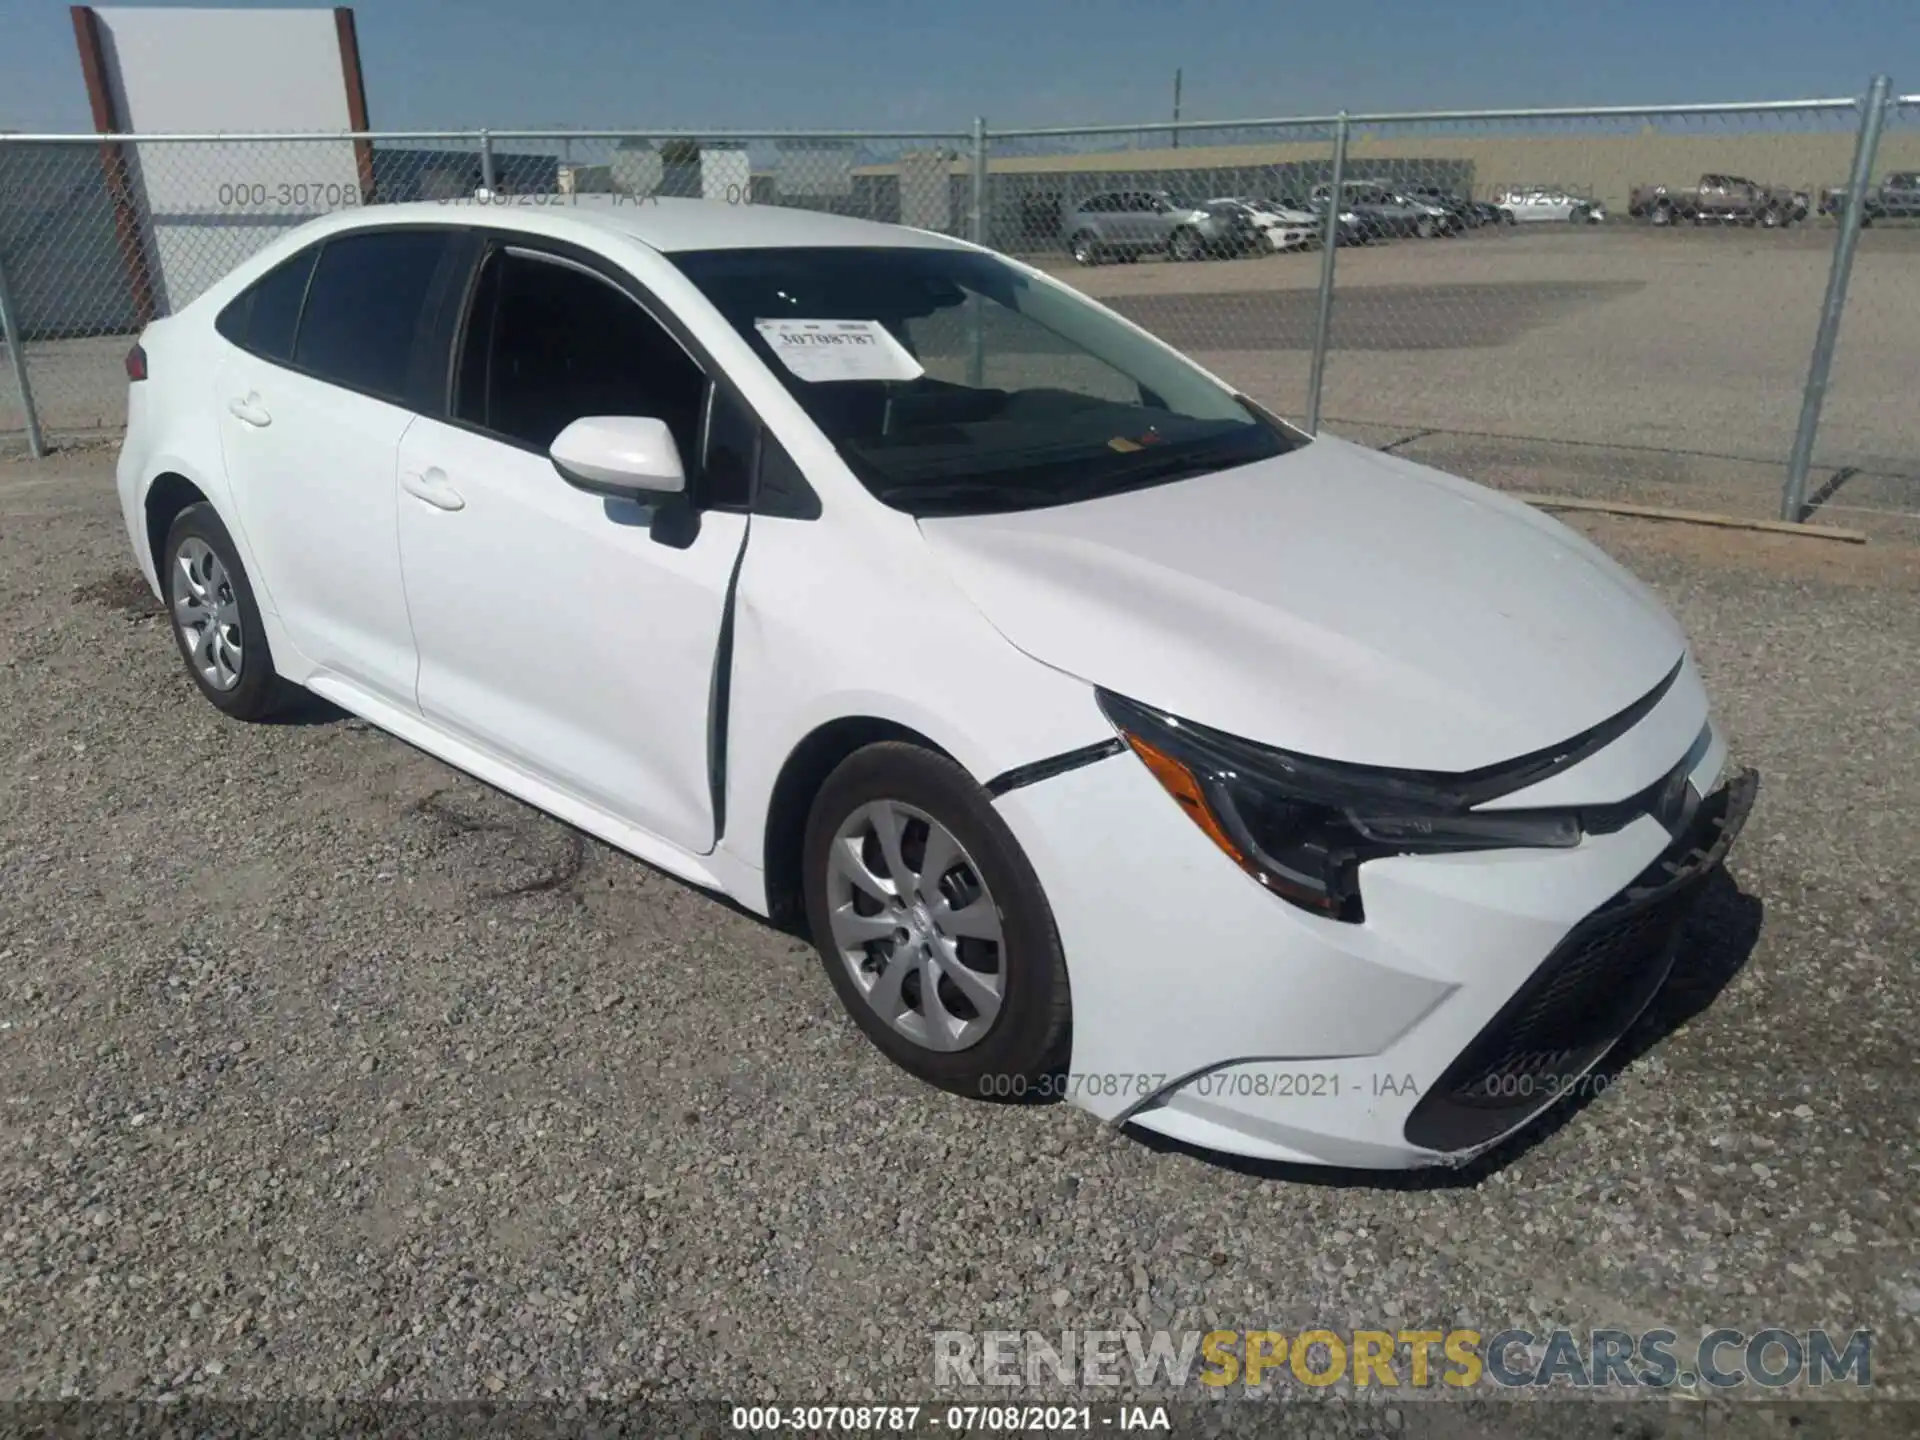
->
[1760,206,1782,229]
[1069,230,1101,266]
[162,502,298,721]
[1650,203,1672,226]
[1415,214,1437,239]
[802,743,1071,1096]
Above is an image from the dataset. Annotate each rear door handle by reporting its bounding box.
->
[226,394,270,427]
[401,467,465,512]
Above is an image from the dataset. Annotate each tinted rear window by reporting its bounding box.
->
[292,230,451,402]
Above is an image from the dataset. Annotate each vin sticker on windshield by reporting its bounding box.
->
[753,319,925,383]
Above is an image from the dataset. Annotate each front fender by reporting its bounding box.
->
[717,510,1115,900]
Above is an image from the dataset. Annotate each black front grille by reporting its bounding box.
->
[1404,768,1757,1155]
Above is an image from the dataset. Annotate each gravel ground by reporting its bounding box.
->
[2,451,1917,1434]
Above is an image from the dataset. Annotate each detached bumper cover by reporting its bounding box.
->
[1403,766,1757,1153]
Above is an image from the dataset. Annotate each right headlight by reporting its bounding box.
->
[1098,690,1580,922]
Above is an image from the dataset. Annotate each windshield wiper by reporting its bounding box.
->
[874,479,1059,512]
[1054,449,1243,503]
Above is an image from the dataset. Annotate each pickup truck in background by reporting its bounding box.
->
[1818,171,1920,223]
[1628,174,1812,228]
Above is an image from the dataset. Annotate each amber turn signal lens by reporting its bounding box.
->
[1119,730,1247,868]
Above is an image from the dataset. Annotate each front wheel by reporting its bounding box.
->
[1168,227,1204,262]
[802,743,1072,1096]
[1650,204,1672,227]
[1415,215,1437,239]
[1069,230,1102,265]
[1760,206,1782,229]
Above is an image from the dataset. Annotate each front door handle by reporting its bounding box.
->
[401,467,465,512]
[226,393,271,428]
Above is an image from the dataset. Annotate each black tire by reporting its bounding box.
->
[1069,230,1101,266]
[802,742,1072,1097]
[1415,214,1437,239]
[1168,227,1203,262]
[1760,207,1781,229]
[161,502,298,721]
[1650,204,1672,227]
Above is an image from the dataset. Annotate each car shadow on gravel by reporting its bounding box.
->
[258,692,352,726]
[1122,868,1764,1188]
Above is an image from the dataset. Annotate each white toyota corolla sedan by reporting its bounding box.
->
[116,198,1755,1168]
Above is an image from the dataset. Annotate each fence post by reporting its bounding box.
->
[967,117,988,246]
[1781,74,1890,522]
[1305,111,1350,435]
[479,129,497,196]
[0,245,46,460]
[967,117,990,385]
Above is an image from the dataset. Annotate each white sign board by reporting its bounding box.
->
[86,7,364,311]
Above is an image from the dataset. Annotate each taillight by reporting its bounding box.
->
[125,343,147,382]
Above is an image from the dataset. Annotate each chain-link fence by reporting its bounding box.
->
[3,87,1915,529]
[1801,88,1920,525]
[0,127,977,447]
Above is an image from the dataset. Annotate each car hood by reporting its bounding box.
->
[916,436,1687,771]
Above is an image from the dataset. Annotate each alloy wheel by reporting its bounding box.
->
[169,536,244,691]
[823,799,1005,1053]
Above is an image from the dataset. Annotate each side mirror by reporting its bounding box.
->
[549,416,686,502]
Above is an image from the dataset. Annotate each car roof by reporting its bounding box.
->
[279,196,969,255]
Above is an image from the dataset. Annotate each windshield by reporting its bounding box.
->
[670,245,1303,517]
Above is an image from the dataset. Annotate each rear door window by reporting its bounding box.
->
[292,230,455,404]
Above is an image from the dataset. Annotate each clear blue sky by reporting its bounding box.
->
[0,0,1907,134]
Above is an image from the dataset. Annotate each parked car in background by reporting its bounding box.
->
[117,198,1755,1169]
[1819,171,1920,223]
[1185,199,1265,257]
[1203,198,1317,252]
[1494,186,1598,224]
[1402,185,1485,229]
[1269,196,1375,245]
[1628,175,1810,228]
[1310,182,1457,238]
[1061,190,1213,265]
